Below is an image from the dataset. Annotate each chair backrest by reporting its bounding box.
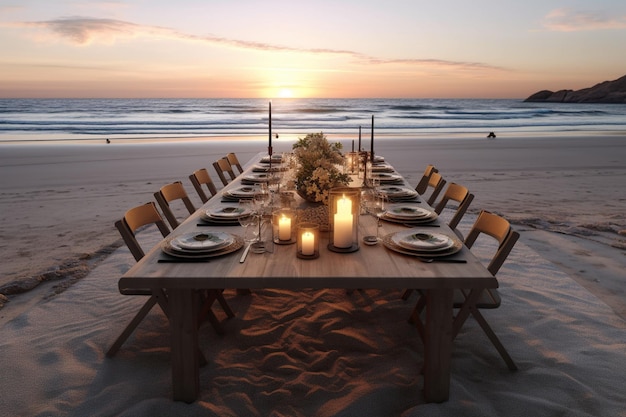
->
[213,157,237,186]
[115,202,170,262]
[226,152,244,174]
[153,181,197,229]
[434,182,475,231]
[464,210,520,275]
[189,168,218,203]
[415,164,438,194]
[425,172,446,206]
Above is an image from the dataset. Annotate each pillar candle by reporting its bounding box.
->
[302,231,315,255]
[334,194,353,248]
[334,212,353,248]
[278,215,291,240]
[337,194,352,215]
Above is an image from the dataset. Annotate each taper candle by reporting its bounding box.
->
[370,115,374,162]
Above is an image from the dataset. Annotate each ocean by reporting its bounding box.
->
[1,98,625,143]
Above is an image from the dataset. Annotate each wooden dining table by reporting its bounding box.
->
[117,153,497,404]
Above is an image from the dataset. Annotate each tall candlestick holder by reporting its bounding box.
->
[358,151,371,187]
[327,187,360,253]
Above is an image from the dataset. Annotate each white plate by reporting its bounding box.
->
[224,186,258,198]
[253,164,287,172]
[206,206,251,218]
[260,155,283,164]
[162,235,244,259]
[371,173,402,182]
[391,230,454,251]
[371,165,395,173]
[243,173,269,182]
[382,232,462,258]
[384,206,431,220]
[170,231,233,252]
[379,186,418,198]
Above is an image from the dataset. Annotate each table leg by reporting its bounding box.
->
[168,289,200,402]
[422,288,453,403]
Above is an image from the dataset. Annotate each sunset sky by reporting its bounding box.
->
[1,0,625,99]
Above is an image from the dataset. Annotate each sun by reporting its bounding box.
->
[278,88,293,98]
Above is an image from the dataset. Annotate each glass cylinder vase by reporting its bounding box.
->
[327,187,360,253]
[272,208,296,244]
[296,222,320,259]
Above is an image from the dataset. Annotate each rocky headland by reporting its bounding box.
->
[525,74,626,103]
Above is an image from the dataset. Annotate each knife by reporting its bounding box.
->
[239,242,252,263]
[403,223,440,228]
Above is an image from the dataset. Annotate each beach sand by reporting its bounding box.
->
[0,135,625,416]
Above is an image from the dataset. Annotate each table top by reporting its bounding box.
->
[120,154,497,291]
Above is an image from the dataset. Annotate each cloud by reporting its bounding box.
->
[16,17,166,45]
[15,16,505,72]
[542,8,626,32]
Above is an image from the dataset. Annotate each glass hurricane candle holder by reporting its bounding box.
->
[327,187,360,253]
[273,208,296,245]
[297,222,320,259]
[345,151,359,174]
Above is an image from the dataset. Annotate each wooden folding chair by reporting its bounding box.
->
[213,157,237,186]
[107,202,235,357]
[226,152,244,174]
[407,210,520,371]
[154,181,196,229]
[107,202,171,357]
[189,168,218,203]
[433,182,474,239]
[424,172,446,206]
[415,164,438,195]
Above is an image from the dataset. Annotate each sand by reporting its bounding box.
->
[0,134,625,416]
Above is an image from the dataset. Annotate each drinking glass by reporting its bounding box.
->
[254,183,271,213]
[238,200,258,243]
[370,192,387,240]
[364,190,387,242]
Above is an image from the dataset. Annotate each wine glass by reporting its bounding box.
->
[253,183,271,214]
[238,200,257,244]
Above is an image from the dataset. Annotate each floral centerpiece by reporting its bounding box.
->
[292,132,350,205]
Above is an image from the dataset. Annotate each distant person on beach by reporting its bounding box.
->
[487,132,496,138]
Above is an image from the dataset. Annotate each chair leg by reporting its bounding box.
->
[408,294,427,323]
[204,310,225,335]
[471,308,518,371]
[401,289,413,300]
[198,290,234,335]
[408,293,427,341]
[107,296,158,357]
[215,290,235,318]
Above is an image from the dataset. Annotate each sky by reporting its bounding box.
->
[1,0,625,99]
